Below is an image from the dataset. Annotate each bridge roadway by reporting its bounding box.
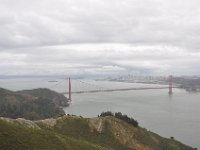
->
[62,86,179,94]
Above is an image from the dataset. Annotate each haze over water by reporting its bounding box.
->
[1,78,199,149]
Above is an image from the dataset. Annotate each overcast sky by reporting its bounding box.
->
[1,0,200,77]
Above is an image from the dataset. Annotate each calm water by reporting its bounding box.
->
[0,78,199,149]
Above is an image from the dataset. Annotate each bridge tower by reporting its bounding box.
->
[68,77,71,101]
[168,75,173,95]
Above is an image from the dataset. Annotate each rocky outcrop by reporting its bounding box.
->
[0,117,40,129]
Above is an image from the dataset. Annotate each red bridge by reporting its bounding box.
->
[62,86,178,94]
[63,75,176,100]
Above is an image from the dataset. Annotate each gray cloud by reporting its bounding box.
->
[0,0,200,76]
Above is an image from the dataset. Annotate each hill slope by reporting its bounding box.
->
[0,88,68,120]
[0,115,195,150]
[0,117,110,150]
[18,88,69,107]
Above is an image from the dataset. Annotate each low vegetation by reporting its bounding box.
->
[0,115,196,150]
[0,119,109,150]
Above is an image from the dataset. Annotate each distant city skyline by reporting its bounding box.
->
[0,0,200,77]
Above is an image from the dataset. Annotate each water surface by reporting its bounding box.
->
[0,78,199,149]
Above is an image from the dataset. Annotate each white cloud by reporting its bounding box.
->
[0,0,200,76]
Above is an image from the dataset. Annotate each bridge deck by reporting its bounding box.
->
[62,86,179,94]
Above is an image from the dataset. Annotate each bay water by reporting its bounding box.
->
[0,78,199,149]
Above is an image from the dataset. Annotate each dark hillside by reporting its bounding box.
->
[18,88,69,107]
[0,88,67,120]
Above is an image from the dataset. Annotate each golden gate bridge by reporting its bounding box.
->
[62,75,175,101]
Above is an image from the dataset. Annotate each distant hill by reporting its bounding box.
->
[0,115,195,150]
[18,88,69,107]
[0,88,69,120]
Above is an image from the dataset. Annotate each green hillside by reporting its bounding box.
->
[0,88,67,120]
[0,115,195,150]
[0,118,110,150]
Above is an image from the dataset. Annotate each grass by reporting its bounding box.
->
[0,116,195,150]
[0,119,110,150]
[51,117,132,150]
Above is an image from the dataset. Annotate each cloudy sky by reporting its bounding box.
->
[1,0,200,77]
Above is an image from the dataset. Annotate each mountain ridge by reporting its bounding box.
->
[0,115,195,150]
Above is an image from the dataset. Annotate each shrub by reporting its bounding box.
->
[99,111,114,117]
[99,111,138,127]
